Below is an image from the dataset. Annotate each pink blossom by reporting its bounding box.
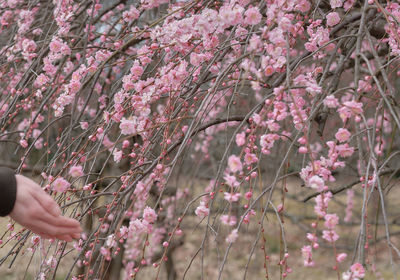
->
[120,118,137,135]
[143,206,157,223]
[279,17,292,31]
[314,192,332,217]
[295,0,311,13]
[190,53,204,67]
[113,149,123,163]
[338,106,352,122]
[218,4,244,27]
[220,215,237,226]
[225,229,238,243]
[69,165,83,177]
[35,74,49,87]
[344,189,354,222]
[336,144,354,157]
[330,0,343,9]
[344,0,356,11]
[130,65,143,81]
[224,192,241,203]
[80,122,89,130]
[299,146,308,154]
[264,65,275,76]
[301,245,314,267]
[22,39,37,54]
[308,175,324,191]
[228,154,242,173]
[235,132,246,146]
[19,139,28,148]
[224,174,239,188]
[306,233,318,243]
[335,128,351,142]
[195,201,209,218]
[324,213,339,229]
[106,234,116,248]
[52,177,71,193]
[350,263,365,278]
[260,134,279,150]
[322,229,339,242]
[326,12,340,26]
[242,210,256,224]
[244,7,262,25]
[122,6,140,23]
[245,191,252,200]
[244,153,258,165]
[129,219,146,234]
[344,100,363,115]
[31,235,40,245]
[336,253,347,263]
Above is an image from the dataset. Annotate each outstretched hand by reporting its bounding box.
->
[10,174,82,242]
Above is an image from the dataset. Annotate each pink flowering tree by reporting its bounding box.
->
[0,0,400,279]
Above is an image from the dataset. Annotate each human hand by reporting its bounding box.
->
[10,174,82,242]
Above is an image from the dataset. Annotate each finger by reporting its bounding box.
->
[55,234,73,242]
[72,232,81,239]
[30,220,82,236]
[38,233,55,240]
[35,209,82,229]
[31,188,61,217]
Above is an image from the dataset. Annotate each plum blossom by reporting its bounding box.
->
[324,213,339,229]
[218,4,244,28]
[324,95,339,108]
[260,134,279,150]
[224,192,241,203]
[129,219,146,234]
[195,201,209,218]
[34,74,49,87]
[226,229,238,243]
[113,149,123,163]
[326,12,340,26]
[143,206,157,223]
[335,128,351,142]
[244,7,262,25]
[344,189,354,222]
[330,0,343,9]
[19,139,28,148]
[122,6,140,23]
[235,132,246,146]
[306,233,318,243]
[350,263,365,278]
[336,253,347,263]
[220,214,237,226]
[308,175,324,191]
[322,229,339,242]
[301,245,314,267]
[336,144,354,157]
[342,263,365,280]
[224,174,240,188]
[69,165,83,177]
[120,118,137,135]
[228,154,242,173]
[295,0,311,13]
[314,192,332,217]
[244,153,258,165]
[52,177,70,193]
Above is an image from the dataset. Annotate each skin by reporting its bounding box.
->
[9,174,82,242]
